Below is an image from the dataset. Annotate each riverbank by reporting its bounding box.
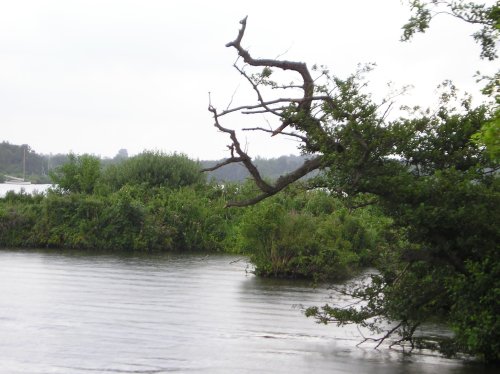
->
[0,180,390,281]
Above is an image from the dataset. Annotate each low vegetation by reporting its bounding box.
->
[0,151,384,281]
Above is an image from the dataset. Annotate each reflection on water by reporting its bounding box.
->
[0,250,493,373]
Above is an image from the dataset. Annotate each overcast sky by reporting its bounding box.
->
[0,0,497,160]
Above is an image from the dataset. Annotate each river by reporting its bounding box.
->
[0,250,493,373]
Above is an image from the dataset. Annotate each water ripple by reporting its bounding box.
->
[0,250,491,374]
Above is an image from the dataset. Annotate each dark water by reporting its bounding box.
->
[0,250,493,373]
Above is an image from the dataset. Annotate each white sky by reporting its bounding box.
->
[0,0,497,160]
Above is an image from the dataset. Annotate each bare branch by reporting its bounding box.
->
[204,17,347,207]
[219,97,327,117]
[241,108,287,115]
[219,99,285,116]
[226,16,315,135]
[201,156,244,172]
[207,105,274,194]
[226,83,241,111]
[233,64,283,117]
[242,126,308,142]
[226,193,275,207]
[226,156,324,207]
[272,84,304,90]
[380,101,395,122]
[347,198,379,211]
[355,321,404,350]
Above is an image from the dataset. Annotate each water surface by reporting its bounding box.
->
[0,250,492,373]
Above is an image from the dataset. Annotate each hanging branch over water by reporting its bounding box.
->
[203,16,346,207]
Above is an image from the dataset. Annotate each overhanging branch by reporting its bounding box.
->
[205,17,347,207]
[226,155,324,207]
[226,16,316,136]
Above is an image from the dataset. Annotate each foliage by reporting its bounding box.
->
[0,183,235,252]
[1,152,235,252]
[402,0,500,60]
[211,17,498,359]
[100,151,205,191]
[449,255,500,361]
[148,185,232,252]
[471,108,500,161]
[0,141,311,185]
[0,191,43,247]
[234,188,391,280]
[50,153,102,194]
[197,9,499,362]
[0,173,386,282]
[303,82,500,361]
[0,141,67,182]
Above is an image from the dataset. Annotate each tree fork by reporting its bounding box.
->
[204,17,345,207]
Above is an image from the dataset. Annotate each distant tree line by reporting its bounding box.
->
[0,142,68,183]
[0,141,314,184]
[201,155,318,182]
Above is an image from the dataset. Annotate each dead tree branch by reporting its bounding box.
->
[242,127,308,142]
[205,17,348,207]
[205,105,273,195]
[225,16,318,136]
[226,155,324,207]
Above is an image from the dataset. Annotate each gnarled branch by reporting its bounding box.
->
[242,127,308,142]
[205,17,346,207]
[226,155,324,207]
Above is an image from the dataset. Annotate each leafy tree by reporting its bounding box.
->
[0,191,43,247]
[0,142,50,181]
[0,182,235,252]
[472,107,500,161]
[235,189,390,280]
[156,186,230,251]
[207,17,499,361]
[50,153,101,194]
[402,0,500,163]
[101,151,204,191]
[402,0,500,60]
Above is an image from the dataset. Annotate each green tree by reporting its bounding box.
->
[50,153,101,194]
[402,0,500,60]
[0,142,50,181]
[233,188,390,280]
[472,108,500,161]
[403,1,499,163]
[102,151,204,191]
[207,17,499,361]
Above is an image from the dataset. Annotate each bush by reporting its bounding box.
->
[50,153,101,194]
[101,151,204,191]
[235,190,390,280]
